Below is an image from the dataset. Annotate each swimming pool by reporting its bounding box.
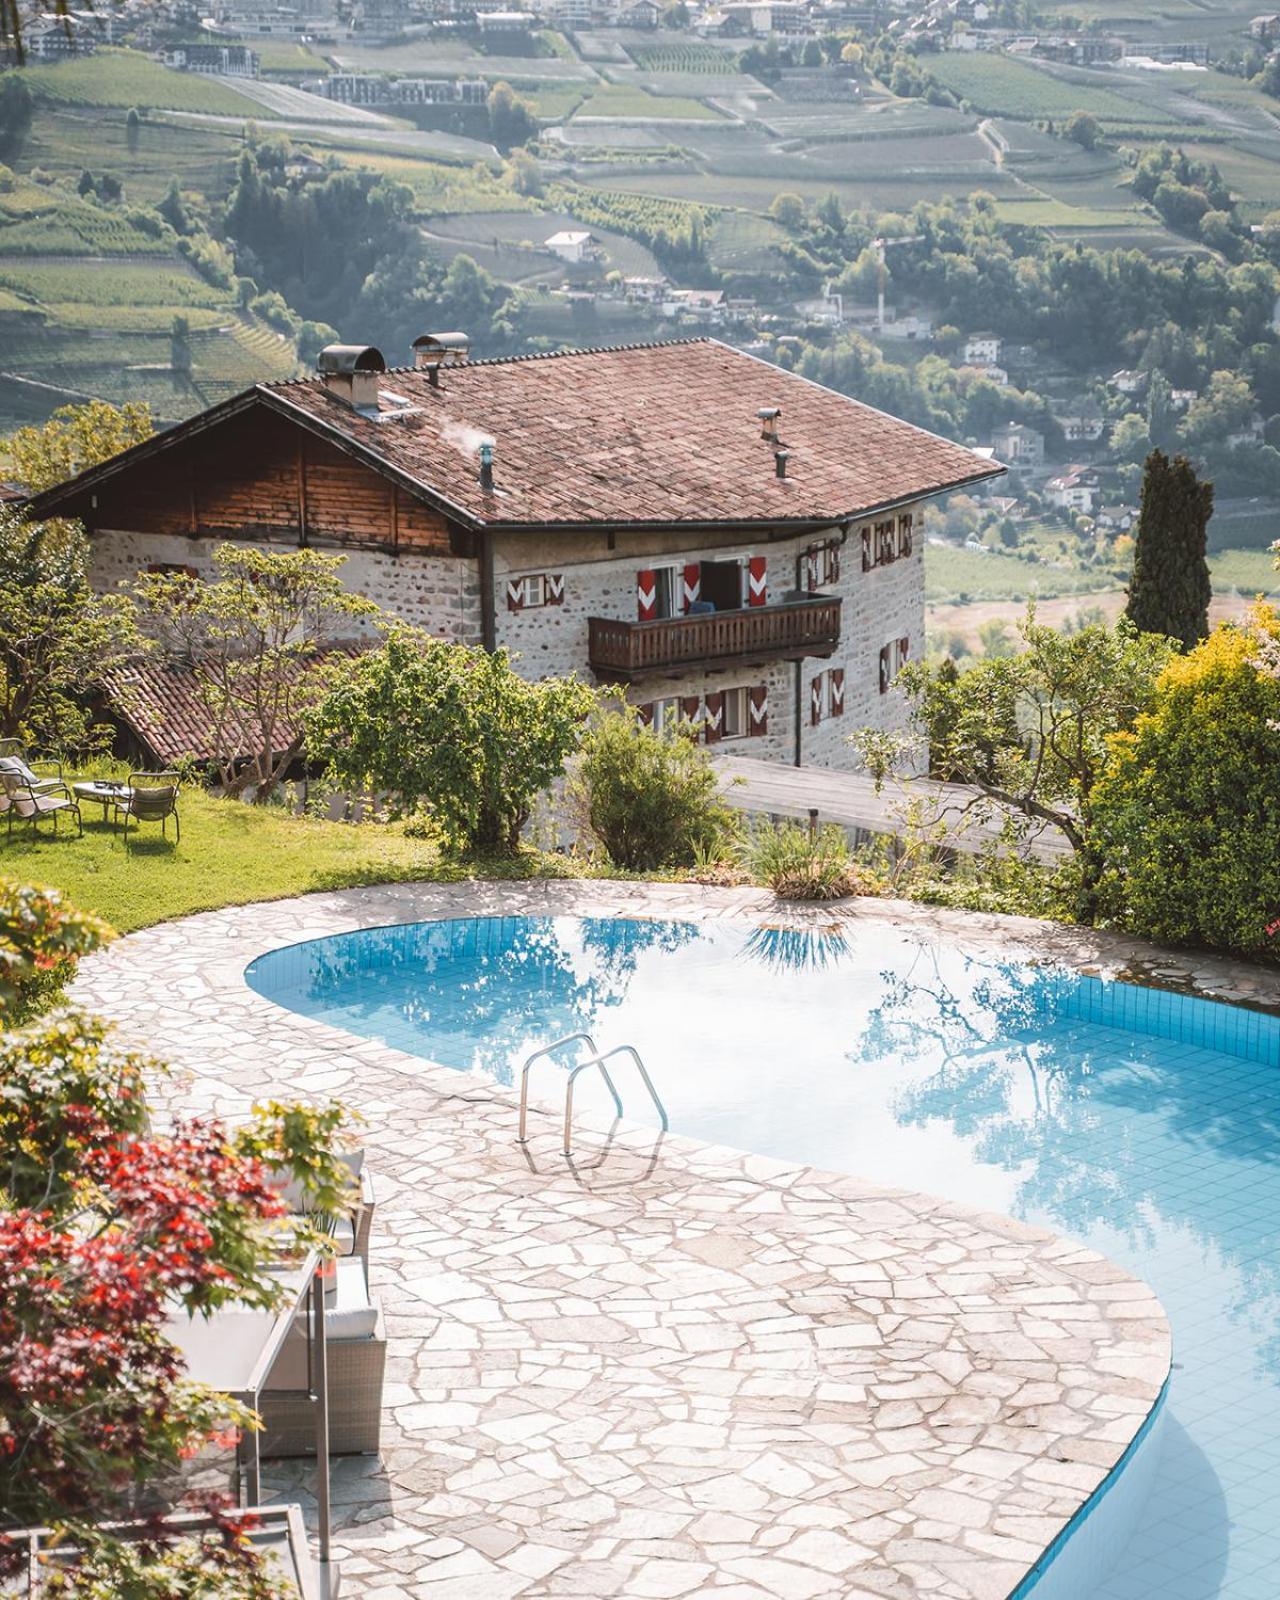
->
[247,914,1280,1600]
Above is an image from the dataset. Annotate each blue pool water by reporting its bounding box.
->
[247,915,1280,1600]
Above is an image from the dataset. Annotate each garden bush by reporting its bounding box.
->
[1094,608,1280,958]
[570,700,735,871]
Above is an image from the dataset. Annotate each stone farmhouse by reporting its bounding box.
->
[30,337,1001,771]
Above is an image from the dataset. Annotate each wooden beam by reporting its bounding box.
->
[296,439,309,547]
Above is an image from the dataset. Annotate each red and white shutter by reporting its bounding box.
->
[898,515,914,557]
[810,674,824,726]
[861,527,873,572]
[682,562,701,611]
[546,573,565,606]
[680,695,702,733]
[748,684,768,736]
[747,554,767,607]
[804,546,818,594]
[879,645,891,695]
[506,578,525,612]
[637,569,657,621]
[703,690,724,745]
[829,667,845,717]
[828,540,840,582]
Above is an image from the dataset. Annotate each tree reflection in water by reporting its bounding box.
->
[295,915,702,1086]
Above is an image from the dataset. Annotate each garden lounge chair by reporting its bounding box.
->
[114,771,181,843]
[0,761,83,839]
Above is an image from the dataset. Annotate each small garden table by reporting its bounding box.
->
[71,780,131,823]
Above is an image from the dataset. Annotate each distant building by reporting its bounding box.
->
[159,41,260,74]
[619,0,661,23]
[1045,466,1100,514]
[23,10,108,57]
[990,421,1044,470]
[967,362,1008,387]
[622,275,669,303]
[545,230,594,264]
[1109,369,1147,396]
[963,333,1001,366]
[1097,504,1137,532]
[881,312,933,340]
[1250,12,1280,39]
[663,287,727,322]
[476,9,534,37]
[325,73,486,103]
[1054,413,1107,443]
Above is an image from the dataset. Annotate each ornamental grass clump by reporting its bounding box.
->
[743,819,864,901]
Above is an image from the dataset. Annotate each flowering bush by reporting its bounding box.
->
[0,881,356,1597]
[0,877,109,1026]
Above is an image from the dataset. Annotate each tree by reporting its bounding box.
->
[570,697,734,870]
[1094,607,1280,958]
[170,313,192,377]
[125,105,141,152]
[134,545,378,800]
[1111,411,1153,463]
[801,38,823,67]
[0,76,33,163]
[1064,111,1100,150]
[487,81,536,151]
[768,191,806,231]
[7,399,153,496]
[157,175,189,235]
[1125,449,1213,650]
[886,610,1176,918]
[0,510,142,751]
[306,630,595,853]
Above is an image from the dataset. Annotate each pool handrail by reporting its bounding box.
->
[518,1032,623,1145]
[563,1045,669,1158]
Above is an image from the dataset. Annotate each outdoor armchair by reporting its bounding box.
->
[114,770,181,843]
[0,762,83,839]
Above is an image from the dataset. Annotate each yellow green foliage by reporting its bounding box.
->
[1094,607,1280,958]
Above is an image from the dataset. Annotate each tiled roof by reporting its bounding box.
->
[261,338,1001,529]
[102,649,360,766]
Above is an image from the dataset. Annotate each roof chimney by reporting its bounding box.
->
[412,331,471,387]
[479,439,495,493]
[317,344,385,415]
[774,449,789,480]
[758,406,781,442]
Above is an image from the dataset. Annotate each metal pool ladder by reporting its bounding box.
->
[518,1031,669,1156]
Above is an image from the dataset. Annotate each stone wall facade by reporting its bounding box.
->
[89,528,485,647]
[90,499,924,774]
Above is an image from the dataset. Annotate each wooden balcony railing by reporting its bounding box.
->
[588,597,842,681]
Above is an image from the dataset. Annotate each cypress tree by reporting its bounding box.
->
[1124,449,1213,650]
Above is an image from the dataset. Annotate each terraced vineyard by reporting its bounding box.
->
[927,54,1177,126]
[626,41,741,73]
[3,49,271,115]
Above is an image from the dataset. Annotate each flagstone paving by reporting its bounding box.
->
[67,881,1197,1600]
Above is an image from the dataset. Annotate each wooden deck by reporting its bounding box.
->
[713,753,1071,863]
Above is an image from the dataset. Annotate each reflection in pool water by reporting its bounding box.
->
[247,915,1280,1600]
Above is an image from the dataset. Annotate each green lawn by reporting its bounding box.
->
[1,784,575,935]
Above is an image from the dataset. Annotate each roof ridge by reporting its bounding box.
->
[265,336,713,391]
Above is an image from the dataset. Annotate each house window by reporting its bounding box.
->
[506,573,564,611]
[651,695,684,736]
[861,516,914,570]
[722,686,748,740]
[878,636,910,694]
[809,667,844,725]
[805,539,840,591]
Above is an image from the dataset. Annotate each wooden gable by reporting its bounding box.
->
[84,404,455,556]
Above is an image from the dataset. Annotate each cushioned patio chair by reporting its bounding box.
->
[258,1256,386,1458]
[0,762,82,840]
[114,770,181,844]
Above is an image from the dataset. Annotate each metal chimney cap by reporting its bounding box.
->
[757,406,781,420]
[412,331,471,357]
[317,344,386,375]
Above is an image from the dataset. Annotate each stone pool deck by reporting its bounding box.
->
[70,882,1180,1600]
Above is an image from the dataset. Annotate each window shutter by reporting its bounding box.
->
[637,569,657,621]
[829,668,844,717]
[747,554,767,607]
[861,527,872,572]
[804,546,818,594]
[748,684,768,735]
[898,514,914,558]
[879,645,891,695]
[810,674,823,726]
[899,635,910,664]
[680,695,702,733]
[637,701,654,727]
[829,541,840,582]
[546,574,565,605]
[505,579,525,612]
[682,562,701,611]
[703,690,724,744]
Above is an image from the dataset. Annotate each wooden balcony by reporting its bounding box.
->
[588,597,842,682]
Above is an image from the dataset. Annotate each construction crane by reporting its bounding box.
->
[873,233,924,334]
